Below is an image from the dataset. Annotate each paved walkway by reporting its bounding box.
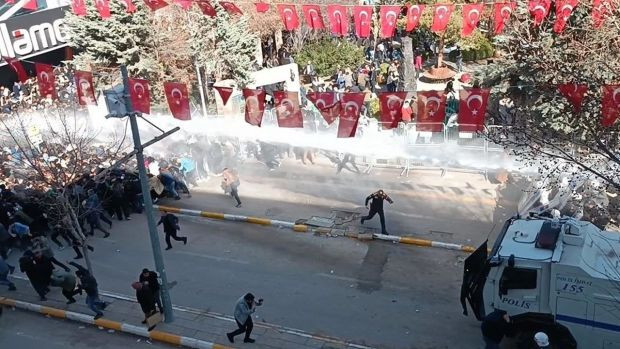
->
[1,277,373,349]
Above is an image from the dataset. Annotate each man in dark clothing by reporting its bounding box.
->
[481,309,512,349]
[20,251,48,300]
[360,190,394,234]
[157,212,187,250]
[50,269,79,304]
[227,293,263,344]
[69,261,107,319]
[132,281,157,329]
[140,268,162,313]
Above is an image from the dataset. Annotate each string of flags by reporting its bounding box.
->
[3,56,619,134]
[69,0,617,35]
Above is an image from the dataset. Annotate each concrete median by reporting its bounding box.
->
[153,205,478,253]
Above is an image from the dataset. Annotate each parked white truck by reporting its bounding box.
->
[461,216,620,348]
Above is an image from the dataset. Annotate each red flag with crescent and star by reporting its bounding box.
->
[71,0,87,16]
[431,4,454,32]
[417,91,445,132]
[3,56,28,83]
[306,92,341,125]
[75,70,97,106]
[95,0,111,19]
[353,6,373,38]
[462,4,484,37]
[122,0,137,13]
[601,85,620,127]
[458,88,490,132]
[327,5,348,37]
[378,92,407,129]
[302,5,325,30]
[380,5,401,38]
[558,84,587,113]
[163,82,190,120]
[35,63,57,100]
[553,0,579,33]
[493,2,516,34]
[143,0,168,11]
[255,2,270,13]
[173,0,192,10]
[277,4,300,31]
[274,91,303,128]
[220,1,242,15]
[405,4,425,32]
[528,0,551,26]
[214,86,233,106]
[592,0,614,28]
[197,1,216,17]
[128,78,151,115]
[337,93,365,138]
[243,88,266,127]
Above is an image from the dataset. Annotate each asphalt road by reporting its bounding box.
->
[5,160,521,349]
[0,308,172,349]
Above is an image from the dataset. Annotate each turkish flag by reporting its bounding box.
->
[306,92,341,125]
[173,0,192,10]
[302,5,325,30]
[122,0,137,13]
[71,0,87,16]
[277,4,300,31]
[416,91,445,132]
[74,70,97,106]
[143,0,168,11]
[378,92,407,129]
[405,4,425,31]
[380,6,401,38]
[163,82,191,120]
[462,4,484,37]
[128,78,151,115]
[431,4,454,32]
[338,93,365,138]
[327,5,348,37]
[214,86,233,105]
[553,0,578,33]
[458,88,490,132]
[94,0,111,19]
[23,0,37,10]
[274,91,303,128]
[529,0,551,26]
[197,1,216,17]
[353,6,373,38]
[35,63,57,100]
[601,85,620,127]
[255,2,269,13]
[592,0,614,28]
[558,83,587,112]
[493,2,516,34]
[3,56,28,83]
[220,1,242,15]
[243,89,266,127]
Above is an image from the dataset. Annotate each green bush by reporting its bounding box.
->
[295,39,366,77]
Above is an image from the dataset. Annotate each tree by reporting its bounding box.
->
[479,2,620,192]
[295,38,365,76]
[187,4,258,88]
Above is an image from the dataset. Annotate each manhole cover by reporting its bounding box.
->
[305,216,335,228]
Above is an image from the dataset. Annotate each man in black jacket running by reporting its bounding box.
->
[361,189,393,234]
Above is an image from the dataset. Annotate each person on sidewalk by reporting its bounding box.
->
[50,269,79,304]
[139,268,162,313]
[157,212,187,250]
[132,281,157,330]
[19,250,48,300]
[221,168,242,208]
[360,190,394,235]
[481,309,512,349]
[0,256,16,291]
[32,235,70,272]
[227,293,263,344]
[69,261,107,319]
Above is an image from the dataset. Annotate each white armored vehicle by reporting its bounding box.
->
[461,216,620,348]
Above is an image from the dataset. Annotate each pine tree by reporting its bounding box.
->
[187,4,257,87]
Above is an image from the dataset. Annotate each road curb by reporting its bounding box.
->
[0,296,232,349]
[154,205,477,253]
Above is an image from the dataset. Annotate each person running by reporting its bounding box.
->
[157,212,187,250]
[221,168,242,208]
[69,261,107,319]
[50,269,79,304]
[226,293,263,344]
[360,190,394,235]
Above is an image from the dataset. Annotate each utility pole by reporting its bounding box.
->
[118,65,175,322]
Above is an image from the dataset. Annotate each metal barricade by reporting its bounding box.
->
[445,124,487,149]
[403,122,446,146]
